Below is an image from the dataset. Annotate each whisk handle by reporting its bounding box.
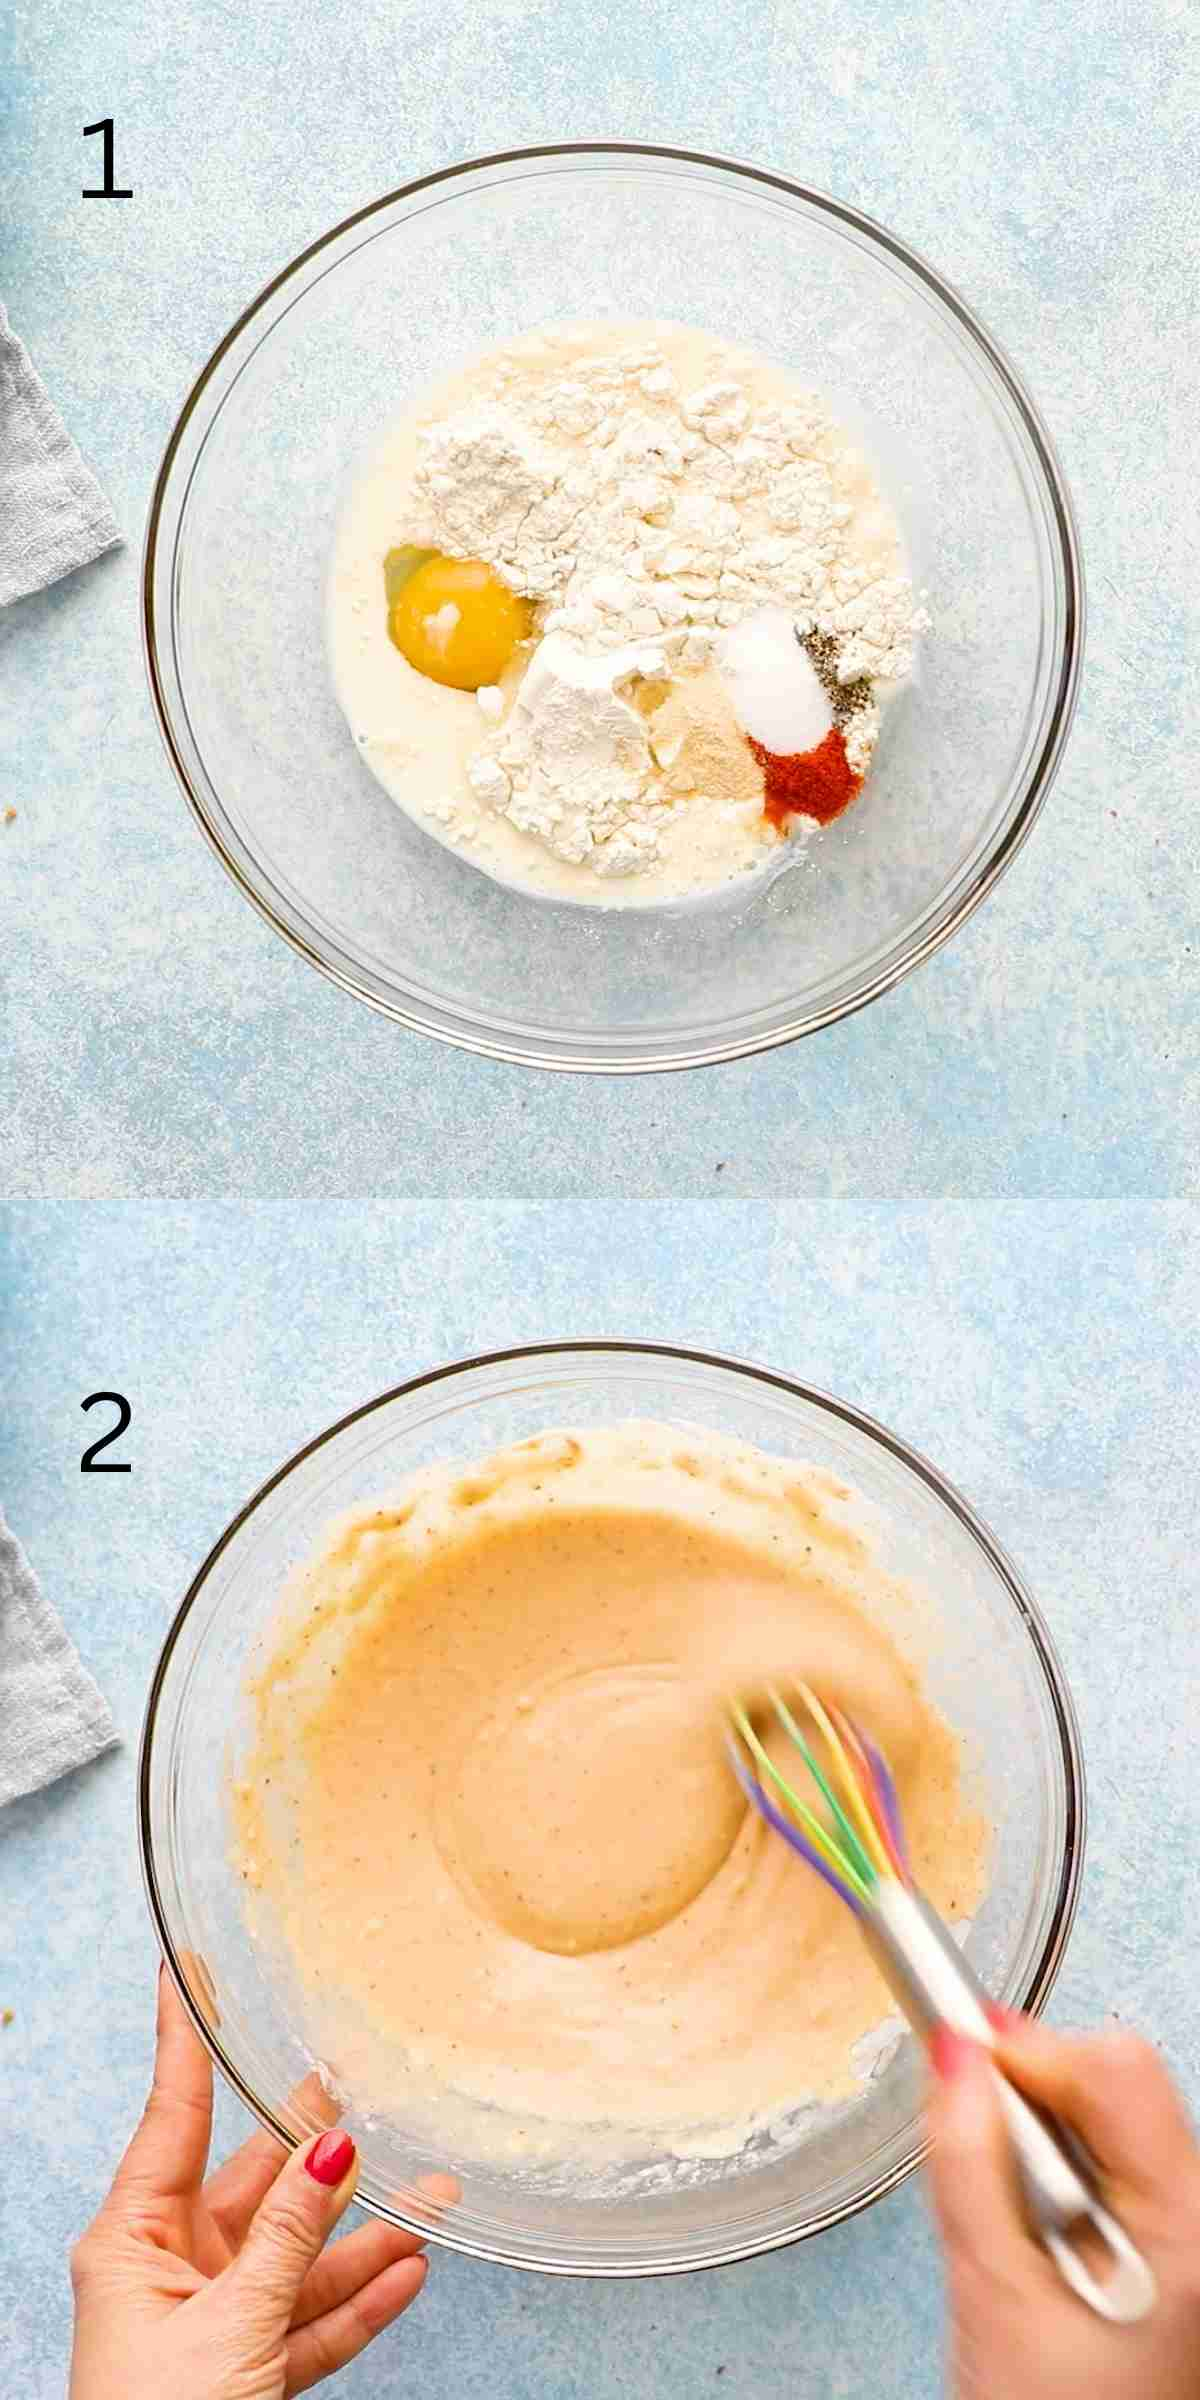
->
[864,1883,1157,2327]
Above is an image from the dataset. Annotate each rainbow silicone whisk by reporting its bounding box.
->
[729,1685,1156,2326]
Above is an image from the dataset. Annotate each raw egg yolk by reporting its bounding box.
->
[388,555,531,690]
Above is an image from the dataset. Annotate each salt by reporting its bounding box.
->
[717,607,833,756]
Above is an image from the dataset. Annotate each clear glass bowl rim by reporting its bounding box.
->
[138,1336,1086,2276]
[141,141,1085,1073]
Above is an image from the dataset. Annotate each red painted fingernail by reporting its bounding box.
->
[929,2025,974,2081]
[985,2002,1024,2035]
[305,2130,355,2187]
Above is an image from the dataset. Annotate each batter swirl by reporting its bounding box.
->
[233,1424,987,2166]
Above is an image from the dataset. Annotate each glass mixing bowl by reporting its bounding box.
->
[144,145,1082,1071]
[140,1341,1083,2275]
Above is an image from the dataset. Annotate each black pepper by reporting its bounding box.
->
[796,626,874,724]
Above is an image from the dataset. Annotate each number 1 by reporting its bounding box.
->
[82,119,132,200]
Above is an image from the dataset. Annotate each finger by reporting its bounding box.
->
[285,2254,428,2396]
[924,2030,1035,2291]
[994,2016,1196,2198]
[113,1966,213,2204]
[409,2167,462,2216]
[203,2075,336,2242]
[227,2129,359,2339]
[202,2125,287,2240]
[292,2218,427,2330]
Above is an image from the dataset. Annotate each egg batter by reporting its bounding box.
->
[232,1424,987,2168]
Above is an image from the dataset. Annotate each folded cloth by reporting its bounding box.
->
[0,301,121,607]
[0,1509,118,1807]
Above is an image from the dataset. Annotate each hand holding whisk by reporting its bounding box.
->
[728,1685,1156,2326]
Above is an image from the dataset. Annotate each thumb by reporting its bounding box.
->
[924,2031,1032,2291]
[227,2129,358,2337]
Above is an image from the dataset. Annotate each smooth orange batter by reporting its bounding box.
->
[233,1424,987,2167]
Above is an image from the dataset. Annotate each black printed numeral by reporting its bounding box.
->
[81,1392,133,1472]
[82,119,132,200]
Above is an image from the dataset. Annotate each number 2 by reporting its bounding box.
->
[81,1392,132,1472]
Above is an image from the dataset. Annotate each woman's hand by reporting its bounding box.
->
[926,2015,1200,2398]
[69,1969,428,2399]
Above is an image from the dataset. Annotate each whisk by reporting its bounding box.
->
[729,1686,1156,2326]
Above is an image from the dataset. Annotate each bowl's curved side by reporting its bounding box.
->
[139,1339,1085,2275]
[142,146,1084,1070]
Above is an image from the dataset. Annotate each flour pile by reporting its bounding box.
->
[329,322,928,902]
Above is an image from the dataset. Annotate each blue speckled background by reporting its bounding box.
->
[2,1203,1197,2395]
[2,2,1196,1190]
[3,0,1199,2390]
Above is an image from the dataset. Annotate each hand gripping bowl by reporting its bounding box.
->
[143,145,1082,1072]
[140,1341,1084,2276]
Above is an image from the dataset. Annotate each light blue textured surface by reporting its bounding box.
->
[2,4,1197,1192]
[2,1202,1198,2396]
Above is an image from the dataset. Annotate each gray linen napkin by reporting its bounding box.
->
[0,302,121,606]
[0,1509,117,1807]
